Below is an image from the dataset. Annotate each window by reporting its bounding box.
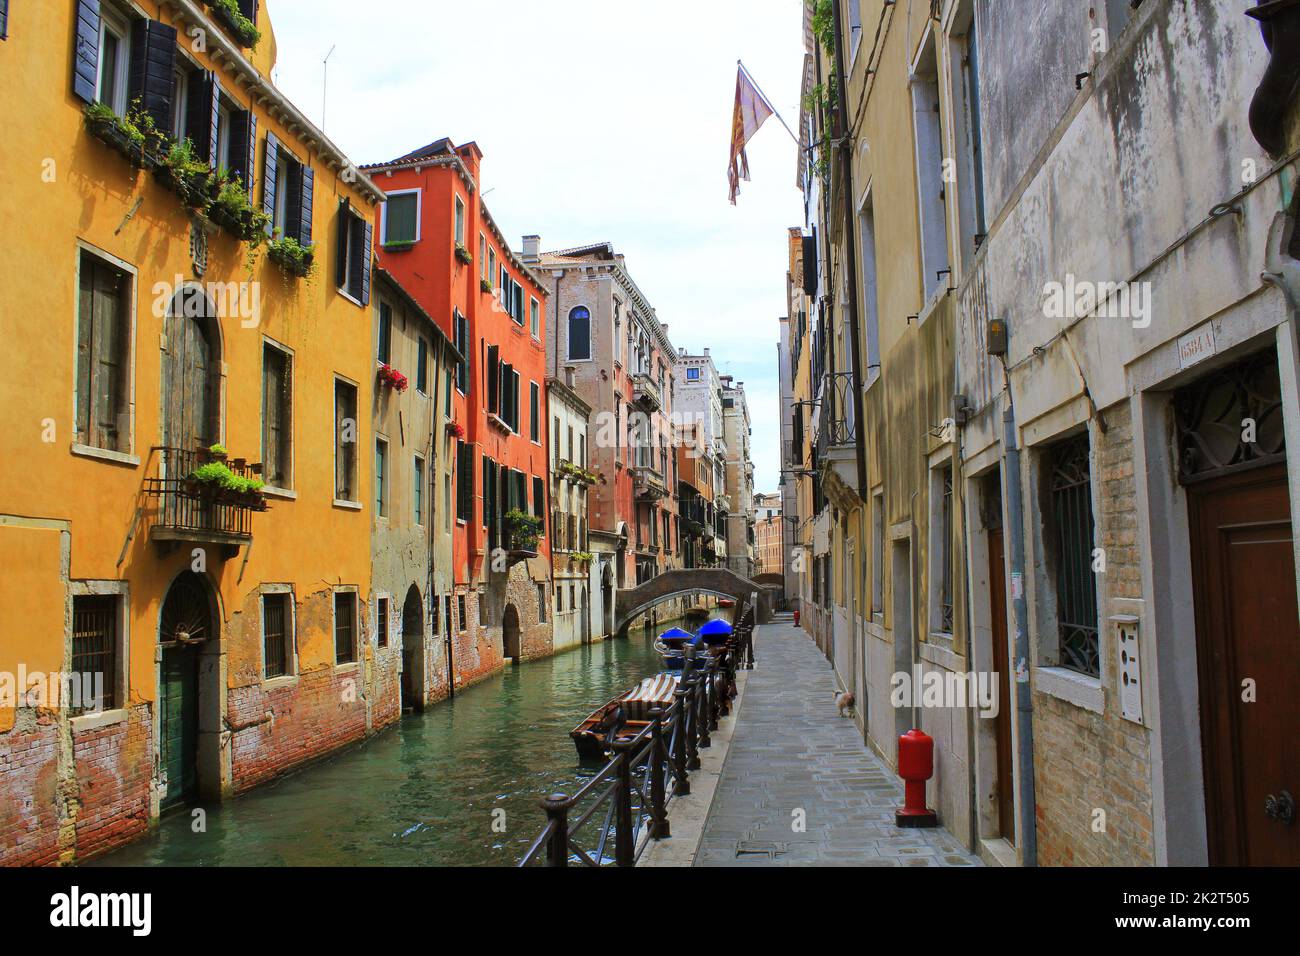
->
[1048,433,1099,677]
[579,434,586,467]
[872,491,884,615]
[334,591,357,665]
[263,592,292,678]
[553,416,562,467]
[530,297,540,339]
[375,439,388,516]
[479,234,487,277]
[568,307,591,361]
[1,1,9,40]
[930,464,954,634]
[262,343,292,488]
[533,475,545,523]
[910,35,950,302]
[76,249,132,453]
[335,379,358,501]
[687,367,700,381]
[454,196,466,245]
[488,247,497,285]
[94,6,132,115]
[70,595,118,714]
[383,190,419,245]
[336,202,373,305]
[417,337,428,394]
[444,473,452,532]
[499,269,524,324]
[414,455,425,525]
[847,0,862,61]
[376,596,389,649]
[858,197,881,385]
[950,1,987,264]
[529,382,540,442]
[537,583,547,623]
[457,594,467,632]
[263,135,312,246]
[479,590,489,626]
[456,441,474,522]
[377,302,392,364]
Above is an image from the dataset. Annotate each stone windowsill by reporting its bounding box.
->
[71,443,139,467]
[71,707,128,733]
[1035,665,1104,714]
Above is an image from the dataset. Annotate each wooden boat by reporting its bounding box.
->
[684,605,710,629]
[570,673,680,761]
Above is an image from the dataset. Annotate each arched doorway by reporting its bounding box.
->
[158,570,217,810]
[502,604,521,661]
[162,287,221,460]
[601,563,615,637]
[401,584,424,711]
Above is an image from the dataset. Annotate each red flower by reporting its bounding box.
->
[377,363,409,393]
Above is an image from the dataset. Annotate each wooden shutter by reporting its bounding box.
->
[359,220,373,305]
[185,70,219,165]
[228,109,256,199]
[298,165,314,246]
[72,0,101,103]
[77,256,126,451]
[284,157,302,240]
[486,345,499,414]
[347,215,366,300]
[511,369,521,432]
[262,132,279,236]
[129,19,176,133]
[76,259,95,443]
[335,200,350,289]
[501,363,513,429]
[1,0,10,40]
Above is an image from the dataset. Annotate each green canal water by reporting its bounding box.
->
[90,628,671,868]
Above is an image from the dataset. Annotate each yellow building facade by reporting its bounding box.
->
[0,0,385,864]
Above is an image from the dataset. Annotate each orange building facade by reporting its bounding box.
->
[364,140,553,686]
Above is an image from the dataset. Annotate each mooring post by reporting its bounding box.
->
[541,793,570,867]
[648,707,670,839]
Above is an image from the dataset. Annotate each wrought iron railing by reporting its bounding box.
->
[632,372,661,410]
[816,371,857,450]
[145,446,261,542]
[518,635,750,867]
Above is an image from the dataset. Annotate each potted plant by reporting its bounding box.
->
[383,240,415,253]
[454,242,473,266]
[505,509,542,554]
[155,138,213,210]
[208,172,271,242]
[267,234,315,278]
[83,101,160,169]
[445,421,465,438]
[208,0,262,48]
[186,459,267,510]
[480,277,493,294]
[377,363,409,393]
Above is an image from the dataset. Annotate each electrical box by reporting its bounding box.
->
[986,317,1008,356]
[1113,615,1143,724]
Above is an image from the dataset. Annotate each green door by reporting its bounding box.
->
[160,644,198,809]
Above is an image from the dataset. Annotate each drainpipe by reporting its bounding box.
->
[830,0,869,503]
[1002,391,1037,866]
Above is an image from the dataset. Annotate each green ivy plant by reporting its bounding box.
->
[210,0,262,48]
[505,509,543,552]
[267,234,316,278]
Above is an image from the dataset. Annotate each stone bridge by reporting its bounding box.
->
[614,568,781,637]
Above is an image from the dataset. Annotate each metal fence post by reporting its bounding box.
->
[673,687,692,792]
[613,744,635,866]
[696,665,712,750]
[648,707,670,839]
[541,793,569,867]
[707,659,720,731]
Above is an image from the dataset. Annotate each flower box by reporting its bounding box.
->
[153,161,210,210]
[267,241,315,278]
[377,363,409,393]
[445,421,465,438]
[208,0,262,48]
[480,277,493,293]
[455,243,473,266]
[383,240,415,253]
[85,114,153,170]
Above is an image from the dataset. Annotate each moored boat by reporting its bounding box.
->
[570,673,681,761]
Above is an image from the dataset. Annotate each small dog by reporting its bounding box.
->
[834,689,856,718]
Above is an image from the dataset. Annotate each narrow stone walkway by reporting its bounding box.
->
[695,618,980,867]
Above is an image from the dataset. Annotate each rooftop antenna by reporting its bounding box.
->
[322,44,337,131]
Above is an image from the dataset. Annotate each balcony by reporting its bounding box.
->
[715,493,732,513]
[814,370,858,494]
[632,466,668,501]
[145,447,263,558]
[631,372,661,412]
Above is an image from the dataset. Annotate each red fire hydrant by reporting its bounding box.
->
[895,729,938,828]
[793,609,800,627]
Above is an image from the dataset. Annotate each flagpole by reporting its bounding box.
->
[738,59,801,147]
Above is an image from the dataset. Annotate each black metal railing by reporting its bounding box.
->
[817,371,856,449]
[519,637,746,867]
[145,446,260,541]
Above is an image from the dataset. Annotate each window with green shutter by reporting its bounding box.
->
[76,250,131,453]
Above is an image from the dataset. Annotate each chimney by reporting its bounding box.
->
[564,365,576,388]
[522,235,540,261]
[703,347,710,356]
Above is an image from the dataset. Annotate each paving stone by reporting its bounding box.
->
[693,621,980,868]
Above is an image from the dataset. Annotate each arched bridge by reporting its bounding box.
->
[614,568,781,637]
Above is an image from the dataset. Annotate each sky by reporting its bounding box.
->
[267,0,807,495]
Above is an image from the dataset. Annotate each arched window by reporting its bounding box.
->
[568,307,591,361]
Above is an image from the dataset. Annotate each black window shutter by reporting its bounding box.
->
[359,219,373,305]
[228,109,256,199]
[486,345,499,414]
[185,70,216,162]
[72,0,101,103]
[347,215,365,299]
[502,364,514,430]
[238,0,259,25]
[262,131,279,236]
[284,157,302,241]
[207,74,220,168]
[128,19,176,133]
[335,201,351,289]
[298,165,314,247]
[1,0,10,40]
[802,230,818,297]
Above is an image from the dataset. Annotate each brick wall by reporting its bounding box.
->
[0,710,63,866]
[72,705,152,860]
[1031,403,1155,866]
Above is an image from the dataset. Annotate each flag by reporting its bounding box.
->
[729,64,774,205]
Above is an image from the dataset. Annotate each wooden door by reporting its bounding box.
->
[160,644,198,809]
[162,298,216,455]
[988,527,1015,845]
[1189,464,1299,866]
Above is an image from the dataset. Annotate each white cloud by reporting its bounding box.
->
[267,0,805,492]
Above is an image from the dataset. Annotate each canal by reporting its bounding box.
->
[90,628,669,867]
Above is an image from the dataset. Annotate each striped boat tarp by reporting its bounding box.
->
[622,674,680,721]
